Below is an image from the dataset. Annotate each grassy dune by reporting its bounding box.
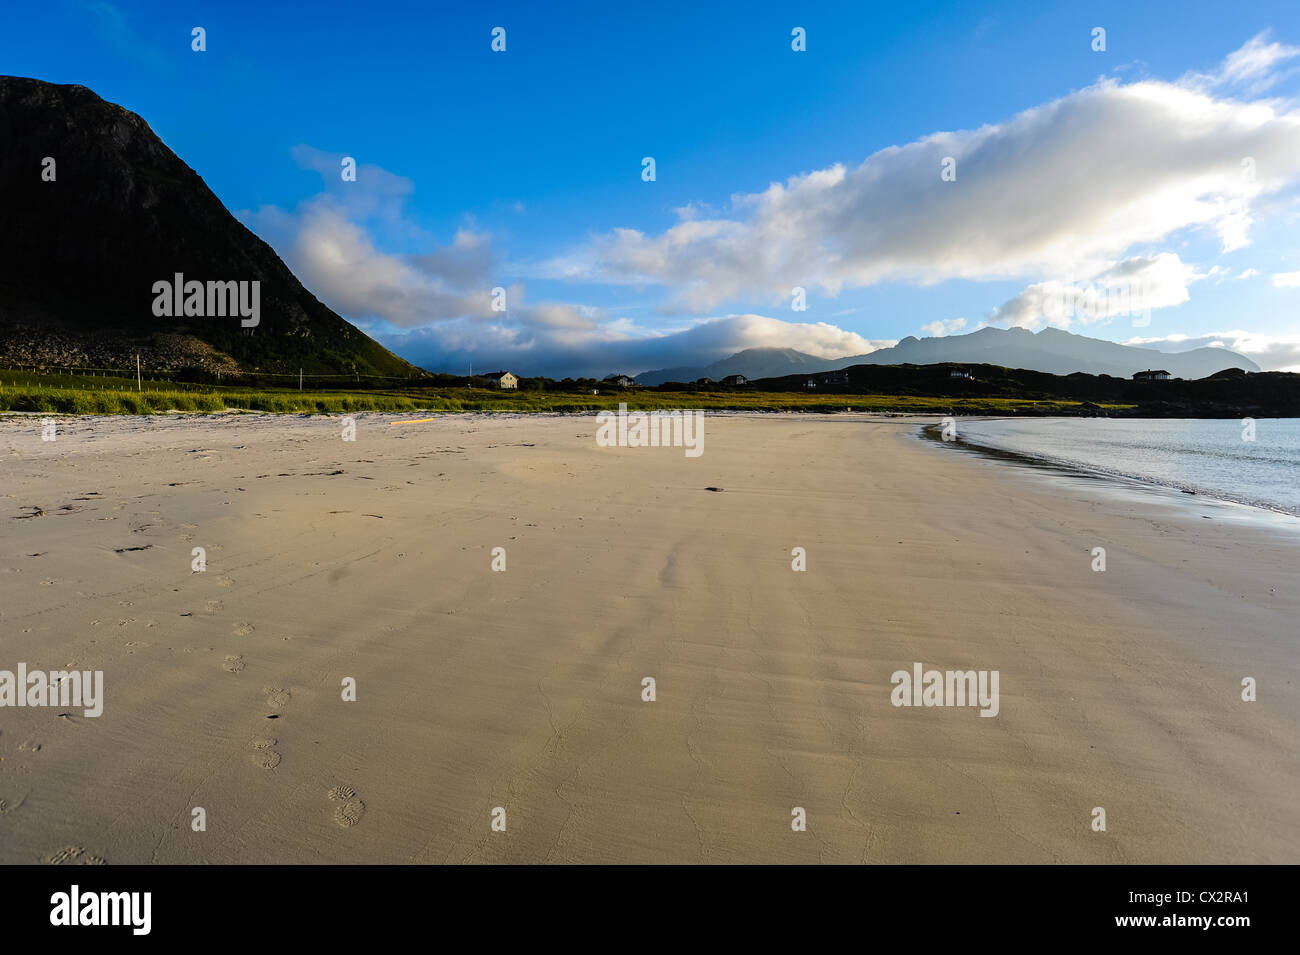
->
[0,370,1134,416]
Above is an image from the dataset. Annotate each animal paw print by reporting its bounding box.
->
[222,655,245,673]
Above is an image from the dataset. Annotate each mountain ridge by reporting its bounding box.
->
[633,326,1260,384]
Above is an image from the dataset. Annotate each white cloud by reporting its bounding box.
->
[537,37,1300,312]
[920,318,968,337]
[243,148,604,334]
[1272,270,1300,287]
[991,253,1202,330]
[1125,330,1300,372]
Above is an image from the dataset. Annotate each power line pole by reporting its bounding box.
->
[136,354,142,392]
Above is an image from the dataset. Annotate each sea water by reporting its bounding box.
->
[952,417,1300,517]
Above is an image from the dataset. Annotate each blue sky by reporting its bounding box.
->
[5,0,1300,375]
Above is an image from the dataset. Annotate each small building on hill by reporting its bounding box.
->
[949,368,973,380]
[486,371,518,389]
[721,374,749,385]
[1132,369,1171,381]
[603,374,635,387]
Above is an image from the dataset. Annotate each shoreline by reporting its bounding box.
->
[921,417,1300,527]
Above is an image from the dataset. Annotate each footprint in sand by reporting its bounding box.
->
[263,686,290,710]
[46,846,105,865]
[204,599,223,614]
[250,738,281,770]
[328,786,365,827]
[232,622,255,637]
[222,654,245,673]
[217,575,234,588]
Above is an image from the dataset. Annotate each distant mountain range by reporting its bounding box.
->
[634,326,1260,384]
[0,76,421,378]
[634,347,836,385]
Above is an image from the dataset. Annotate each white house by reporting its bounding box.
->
[1132,369,1171,381]
[494,371,518,389]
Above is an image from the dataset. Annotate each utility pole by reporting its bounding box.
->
[299,368,303,391]
[136,354,142,392]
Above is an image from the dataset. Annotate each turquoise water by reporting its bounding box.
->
[951,418,1300,517]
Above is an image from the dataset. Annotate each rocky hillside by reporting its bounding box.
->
[0,76,422,378]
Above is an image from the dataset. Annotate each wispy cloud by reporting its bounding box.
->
[1181,30,1300,94]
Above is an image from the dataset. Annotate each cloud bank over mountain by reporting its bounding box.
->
[379,314,894,380]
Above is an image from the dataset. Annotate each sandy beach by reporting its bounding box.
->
[1,411,1296,864]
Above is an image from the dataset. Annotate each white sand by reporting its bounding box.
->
[1,411,1296,863]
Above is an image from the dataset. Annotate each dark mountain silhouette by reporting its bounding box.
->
[749,362,1300,418]
[635,326,1259,385]
[0,76,420,377]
